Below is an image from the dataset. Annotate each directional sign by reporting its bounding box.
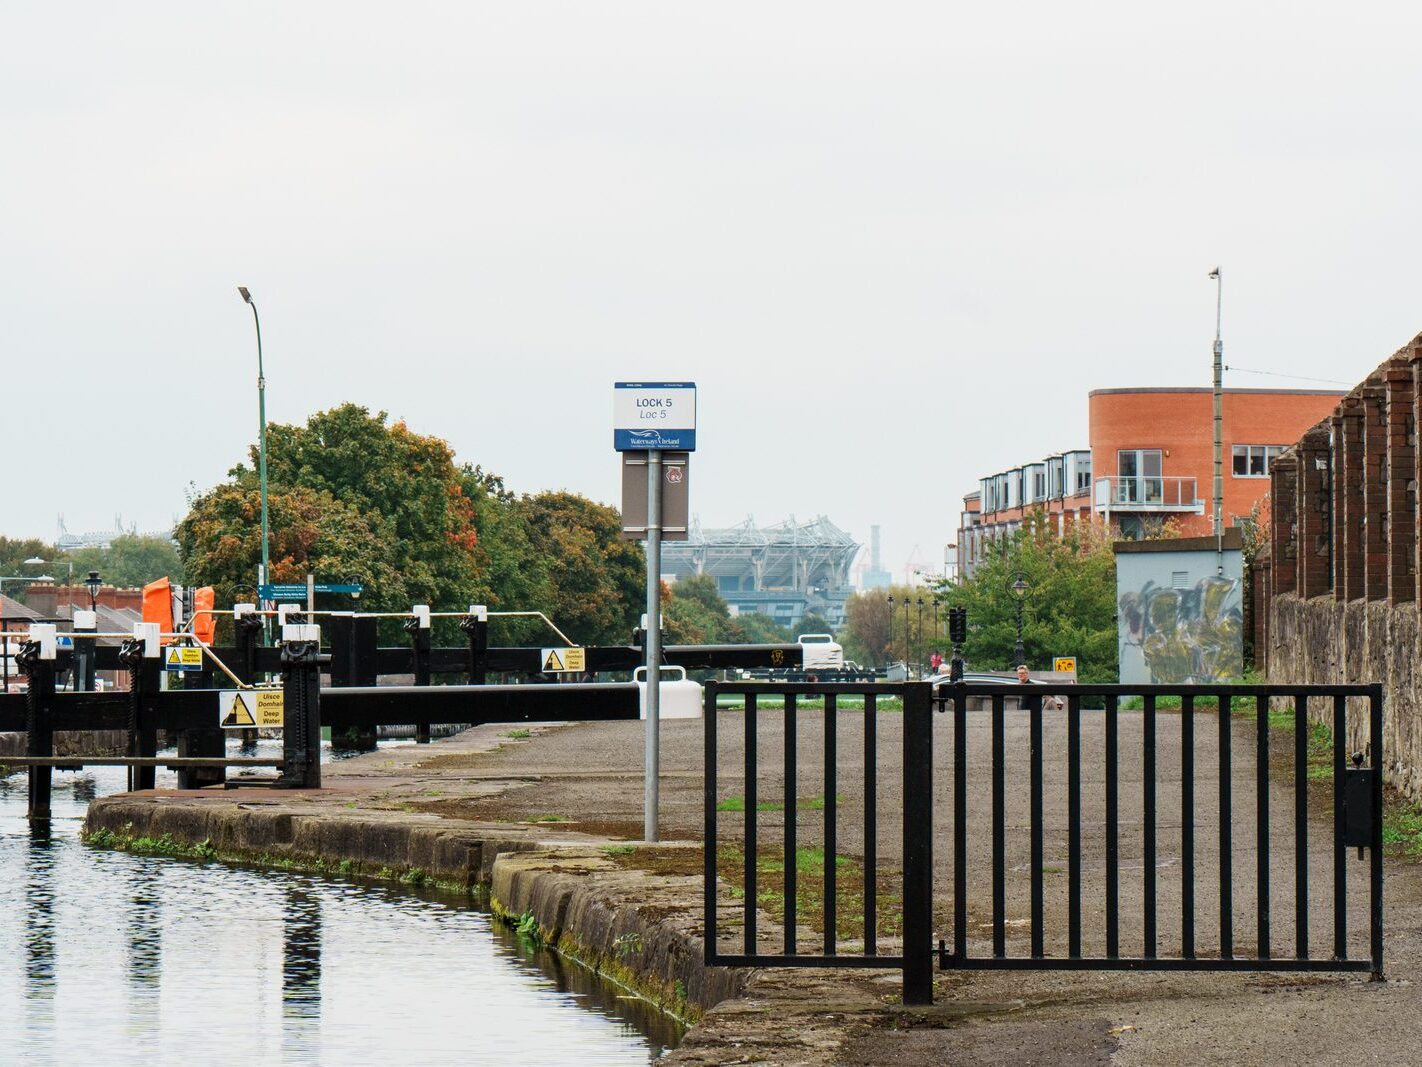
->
[541,647,587,673]
[219,690,285,728]
[165,646,204,672]
[613,382,696,451]
[258,582,363,600]
[1054,657,1078,674]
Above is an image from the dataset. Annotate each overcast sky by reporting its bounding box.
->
[4,3,1420,585]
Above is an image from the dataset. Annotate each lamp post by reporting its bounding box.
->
[916,597,925,677]
[238,286,271,602]
[85,571,102,612]
[886,594,894,667]
[1010,572,1029,667]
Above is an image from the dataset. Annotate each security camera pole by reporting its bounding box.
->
[614,382,696,843]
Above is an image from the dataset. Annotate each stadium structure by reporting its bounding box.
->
[661,516,860,629]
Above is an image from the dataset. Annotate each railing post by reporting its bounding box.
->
[18,625,57,821]
[461,605,489,685]
[327,612,376,752]
[902,681,934,1005]
[73,608,97,693]
[123,623,161,792]
[406,604,432,743]
[277,622,325,789]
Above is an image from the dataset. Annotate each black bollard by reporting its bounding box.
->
[277,626,326,789]
[404,607,432,743]
[461,606,489,685]
[18,629,56,822]
[122,625,161,792]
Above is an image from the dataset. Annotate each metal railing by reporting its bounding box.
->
[1093,475,1201,510]
[703,680,1385,1006]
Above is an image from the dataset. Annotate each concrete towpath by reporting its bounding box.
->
[85,705,1422,1065]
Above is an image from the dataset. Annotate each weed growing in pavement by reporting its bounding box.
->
[715,793,844,813]
[601,844,637,855]
[531,814,569,823]
[503,729,532,740]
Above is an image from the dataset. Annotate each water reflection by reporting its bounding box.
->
[0,764,681,1065]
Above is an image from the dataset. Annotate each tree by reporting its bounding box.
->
[841,586,939,668]
[63,534,183,588]
[726,610,791,645]
[176,484,406,611]
[0,537,58,603]
[935,512,1118,682]
[796,612,835,637]
[841,591,892,666]
[516,491,644,646]
[231,404,482,608]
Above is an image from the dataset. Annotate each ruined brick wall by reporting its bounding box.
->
[1264,331,1422,798]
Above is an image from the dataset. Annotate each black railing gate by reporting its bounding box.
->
[703,681,1384,1005]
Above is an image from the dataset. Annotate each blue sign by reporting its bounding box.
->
[613,382,696,451]
[258,583,363,601]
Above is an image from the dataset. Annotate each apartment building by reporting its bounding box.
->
[956,387,1343,578]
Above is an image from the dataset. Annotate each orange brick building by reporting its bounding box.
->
[957,387,1344,577]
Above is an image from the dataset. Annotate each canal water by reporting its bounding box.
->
[0,755,684,1065]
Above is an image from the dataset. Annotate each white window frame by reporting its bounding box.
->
[1232,444,1287,478]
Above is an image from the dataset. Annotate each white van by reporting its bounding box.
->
[797,633,844,672]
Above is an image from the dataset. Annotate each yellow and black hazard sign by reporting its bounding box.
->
[219,690,285,728]
[541,647,586,673]
[165,646,203,672]
[1054,656,1078,674]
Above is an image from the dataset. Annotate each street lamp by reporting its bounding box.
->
[85,571,102,612]
[916,597,925,677]
[886,594,894,666]
[1010,572,1029,668]
[238,286,271,603]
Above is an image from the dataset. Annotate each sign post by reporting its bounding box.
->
[615,381,696,844]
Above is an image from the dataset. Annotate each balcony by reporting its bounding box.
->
[1093,476,1203,513]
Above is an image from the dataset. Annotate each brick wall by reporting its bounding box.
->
[1264,331,1422,799]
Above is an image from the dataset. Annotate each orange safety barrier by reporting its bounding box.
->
[193,586,216,645]
[141,577,174,642]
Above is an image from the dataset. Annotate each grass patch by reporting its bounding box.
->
[502,729,532,740]
[714,793,844,814]
[606,842,901,943]
[531,814,569,823]
[1383,795,1422,860]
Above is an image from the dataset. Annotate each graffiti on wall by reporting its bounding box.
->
[1118,575,1242,683]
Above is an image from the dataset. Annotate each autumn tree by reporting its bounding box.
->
[515,491,644,646]
[176,484,405,610]
[234,405,482,608]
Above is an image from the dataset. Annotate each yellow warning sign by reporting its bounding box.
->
[219,690,285,728]
[541,647,586,673]
[165,646,204,672]
[1054,657,1078,674]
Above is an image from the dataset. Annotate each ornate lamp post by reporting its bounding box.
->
[1011,572,1029,667]
[916,597,925,676]
[84,571,102,612]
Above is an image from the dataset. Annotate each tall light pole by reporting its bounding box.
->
[238,287,271,598]
[1208,267,1224,576]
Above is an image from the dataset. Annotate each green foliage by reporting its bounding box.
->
[514,910,543,943]
[0,536,58,603]
[176,405,647,642]
[63,534,183,588]
[663,574,791,646]
[795,612,834,637]
[935,512,1119,682]
[177,483,406,609]
[516,491,644,646]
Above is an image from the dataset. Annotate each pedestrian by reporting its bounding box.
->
[1017,663,1063,709]
[929,650,943,674]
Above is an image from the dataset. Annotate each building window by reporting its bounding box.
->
[1232,444,1287,478]
[1074,455,1092,495]
[1116,449,1163,503]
